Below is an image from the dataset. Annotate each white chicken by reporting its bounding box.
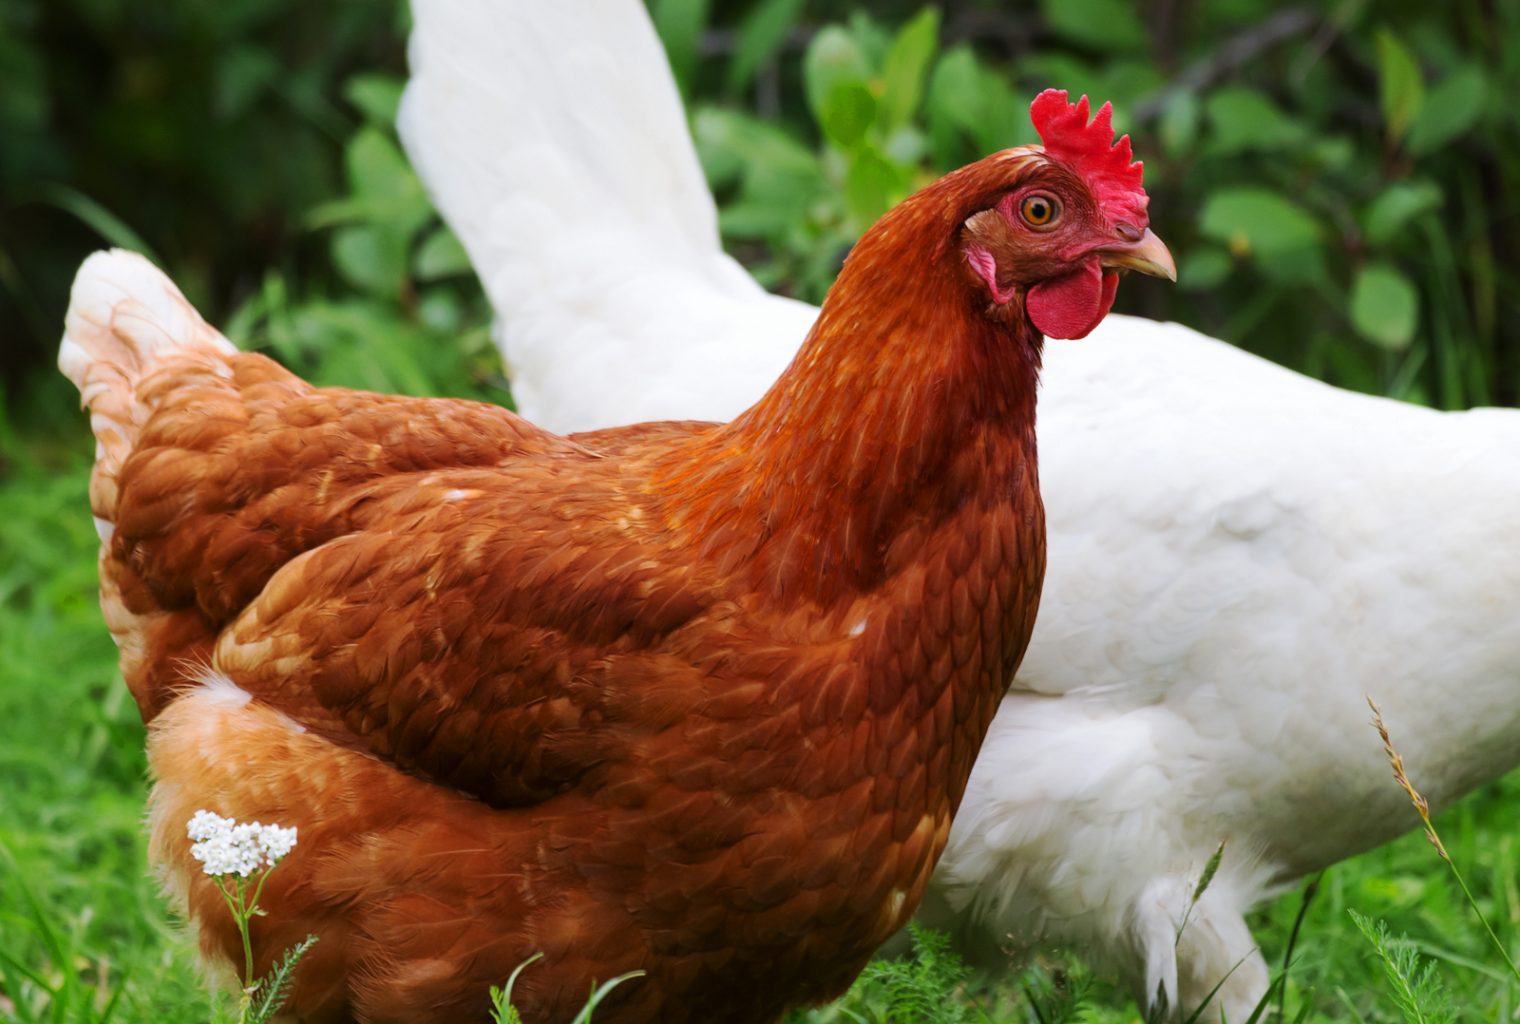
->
[398,2,1520,1018]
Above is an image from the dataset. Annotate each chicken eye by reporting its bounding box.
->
[1020,194,1060,229]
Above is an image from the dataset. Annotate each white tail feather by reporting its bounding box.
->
[58,249,235,519]
[397,0,816,432]
[397,0,721,285]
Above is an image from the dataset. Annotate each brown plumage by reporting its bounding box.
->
[60,107,1170,1022]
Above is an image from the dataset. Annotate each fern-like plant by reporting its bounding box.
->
[1349,911,1456,1024]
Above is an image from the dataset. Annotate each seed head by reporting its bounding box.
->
[1366,696,1447,861]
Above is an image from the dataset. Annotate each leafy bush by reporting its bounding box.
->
[4,1,1516,410]
[0,0,418,387]
[669,0,1520,408]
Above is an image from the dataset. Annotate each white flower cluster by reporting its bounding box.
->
[187,809,298,878]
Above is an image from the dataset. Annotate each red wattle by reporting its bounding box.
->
[1026,260,1118,340]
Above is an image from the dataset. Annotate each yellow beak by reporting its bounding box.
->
[1098,228,1177,282]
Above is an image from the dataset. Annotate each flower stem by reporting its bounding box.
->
[235,877,255,992]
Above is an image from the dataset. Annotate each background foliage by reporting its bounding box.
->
[1,0,1518,1021]
[3,0,1517,406]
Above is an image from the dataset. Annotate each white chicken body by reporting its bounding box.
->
[399,2,1520,1016]
[939,330,1520,1006]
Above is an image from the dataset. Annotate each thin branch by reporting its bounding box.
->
[1132,8,1319,121]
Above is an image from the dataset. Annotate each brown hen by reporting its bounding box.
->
[59,91,1171,1023]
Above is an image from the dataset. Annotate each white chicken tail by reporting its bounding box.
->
[58,249,235,520]
[397,0,723,272]
[397,0,816,432]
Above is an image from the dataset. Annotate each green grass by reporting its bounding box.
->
[1,384,1517,1022]
[0,382,219,1023]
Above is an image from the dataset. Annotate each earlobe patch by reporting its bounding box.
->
[965,245,1018,305]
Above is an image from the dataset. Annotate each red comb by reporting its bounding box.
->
[1030,89,1148,228]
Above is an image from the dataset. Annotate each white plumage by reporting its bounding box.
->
[397,0,813,429]
[398,3,1520,1017]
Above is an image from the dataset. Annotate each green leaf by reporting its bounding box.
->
[344,73,404,128]
[1021,53,1100,105]
[694,107,827,238]
[303,195,378,230]
[343,127,431,237]
[1098,60,1167,118]
[1158,90,1199,157]
[214,46,278,118]
[286,299,447,395]
[925,47,980,162]
[1258,244,1329,286]
[1350,263,1419,349]
[843,144,907,225]
[248,934,318,1023]
[413,224,473,281]
[881,123,928,166]
[1363,181,1442,246]
[1375,28,1424,144]
[346,127,412,201]
[717,200,796,238]
[416,287,463,333]
[332,224,406,299]
[1178,246,1231,291]
[1203,87,1304,154]
[692,106,823,189]
[819,81,877,147]
[925,47,1025,163]
[1316,330,1381,393]
[843,10,893,68]
[1199,188,1321,259]
[650,0,710,98]
[0,30,48,132]
[878,8,939,131]
[975,80,1028,153]
[726,0,804,95]
[222,271,287,349]
[1039,0,1147,52]
[1311,134,1356,171]
[1407,67,1486,155]
[804,25,872,133]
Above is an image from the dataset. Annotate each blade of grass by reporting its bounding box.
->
[1368,696,1520,985]
[1276,872,1321,1023]
[31,184,159,262]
